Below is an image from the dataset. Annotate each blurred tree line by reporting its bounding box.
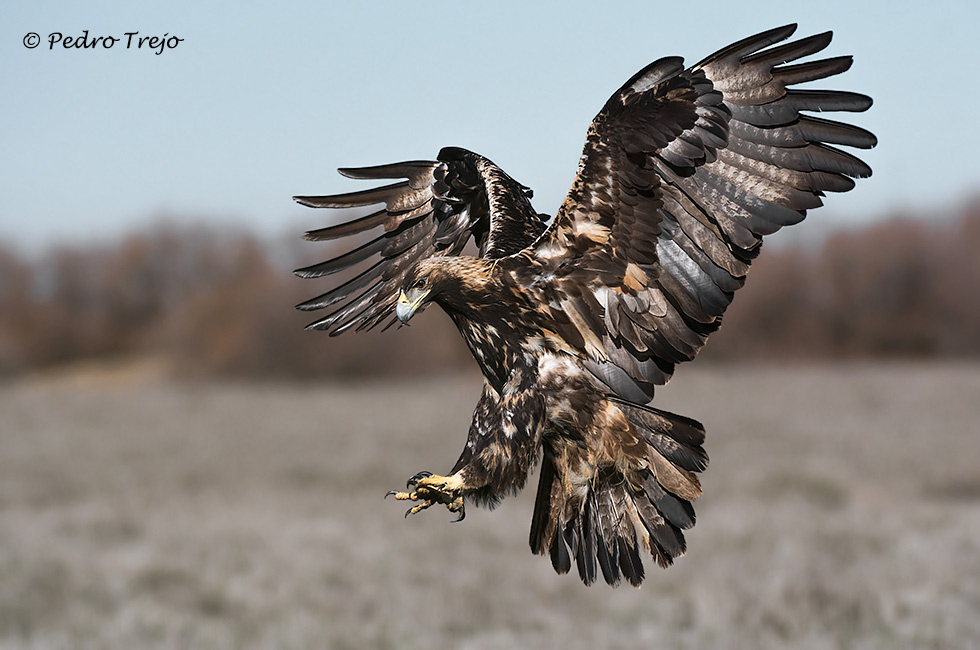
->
[1,203,978,380]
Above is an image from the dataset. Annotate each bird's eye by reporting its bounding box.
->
[412,278,427,291]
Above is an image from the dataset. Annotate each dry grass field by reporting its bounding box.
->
[1,362,978,649]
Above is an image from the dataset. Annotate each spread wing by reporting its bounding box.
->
[526,24,875,402]
[294,147,547,334]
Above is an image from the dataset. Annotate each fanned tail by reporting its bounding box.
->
[530,404,707,587]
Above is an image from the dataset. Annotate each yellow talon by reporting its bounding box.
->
[386,490,417,501]
[386,473,466,520]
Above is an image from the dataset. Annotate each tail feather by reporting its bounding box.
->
[530,406,707,587]
[617,534,645,587]
[549,529,571,574]
[643,473,696,529]
[575,496,598,585]
[614,491,646,587]
[596,534,619,584]
[528,451,557,555]
[595,487,622,584]
[633,484,687,565]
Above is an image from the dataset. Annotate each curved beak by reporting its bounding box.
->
[396,288,429,324]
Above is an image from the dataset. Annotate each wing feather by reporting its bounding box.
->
[295,150,548,334]
[523,24,874,401]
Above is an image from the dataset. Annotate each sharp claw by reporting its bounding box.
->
[406,470,433,489]
[384,490,398,499]
[449,496,466,522]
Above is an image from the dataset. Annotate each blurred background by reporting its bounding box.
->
[2,1,979,648]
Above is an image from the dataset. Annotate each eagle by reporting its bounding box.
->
[294,24,875,587]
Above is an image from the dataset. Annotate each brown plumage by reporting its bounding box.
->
[294,25,875,586]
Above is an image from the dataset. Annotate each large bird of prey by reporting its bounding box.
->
[294,24,875,586]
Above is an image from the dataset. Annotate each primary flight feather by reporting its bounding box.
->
[294,24,875,586]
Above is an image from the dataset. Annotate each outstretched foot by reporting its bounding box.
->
[386,472,466,521]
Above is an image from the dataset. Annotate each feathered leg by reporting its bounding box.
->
[388,372,546,520]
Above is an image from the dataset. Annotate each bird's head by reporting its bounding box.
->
[396,264,436,325]
[396,257,491,324]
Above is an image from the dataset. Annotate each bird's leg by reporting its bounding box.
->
[385,471,467,521]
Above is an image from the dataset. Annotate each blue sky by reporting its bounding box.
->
[2,0,978,251]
